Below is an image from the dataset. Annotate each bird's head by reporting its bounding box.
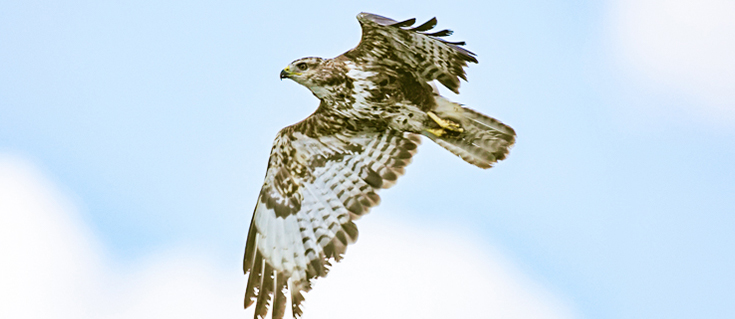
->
[280,57,331,98]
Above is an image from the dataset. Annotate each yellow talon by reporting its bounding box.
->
[427,111,464,133]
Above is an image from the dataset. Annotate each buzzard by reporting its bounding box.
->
[244,12,515,318]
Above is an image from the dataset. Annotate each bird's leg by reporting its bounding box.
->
[425,127,446,137]
[426,111,464,136]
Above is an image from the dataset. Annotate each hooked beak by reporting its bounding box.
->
[280,69,290,80]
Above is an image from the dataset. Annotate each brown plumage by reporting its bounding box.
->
[245,12,515,318]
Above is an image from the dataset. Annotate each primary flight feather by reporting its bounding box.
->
[244,12,516,318]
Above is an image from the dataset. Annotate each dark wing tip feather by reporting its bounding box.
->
[425,29,453,37]
[292,290,306,318]
[243,216,258,274]
[272,273,288,319]
[410,17,437,31]
[391,17,416,28]
[254,264,275,319]
[244,252,263,309]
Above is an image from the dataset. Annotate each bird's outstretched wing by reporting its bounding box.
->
[346,12,478,94]
[243,110,421,318]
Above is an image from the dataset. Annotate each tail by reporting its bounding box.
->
[422,95,516,169]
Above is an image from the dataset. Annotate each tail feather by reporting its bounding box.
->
[423,95,515,169]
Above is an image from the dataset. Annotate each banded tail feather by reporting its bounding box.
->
[423,95,516,169]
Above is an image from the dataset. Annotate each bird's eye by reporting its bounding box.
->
[296,62,308,71]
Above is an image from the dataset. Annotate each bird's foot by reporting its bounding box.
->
[427,111,464,133]
[425,127,446,137]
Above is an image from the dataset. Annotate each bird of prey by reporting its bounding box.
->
[243,12,516,319]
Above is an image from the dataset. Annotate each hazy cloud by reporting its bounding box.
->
[0,154,576,319]
[0,155,241,319]
[608,0,735,122]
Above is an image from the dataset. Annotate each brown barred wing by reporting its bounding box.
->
[243,127,421,319]
[348,12,478,94]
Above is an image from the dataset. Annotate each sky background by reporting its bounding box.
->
[1,1,734,318]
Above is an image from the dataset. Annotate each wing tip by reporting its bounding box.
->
[244,250,263,310]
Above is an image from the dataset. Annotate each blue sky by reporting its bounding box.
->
[2,1,734,318]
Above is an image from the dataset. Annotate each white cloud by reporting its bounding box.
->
[0,155,242,319]
[0,155,103,317]
[0,154,576,319]
[304,218,576,319]
[607,0,735,121]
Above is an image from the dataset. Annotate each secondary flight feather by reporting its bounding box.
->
[244,12,516,318]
